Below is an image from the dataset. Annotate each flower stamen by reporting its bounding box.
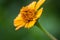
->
[21,7,36,22]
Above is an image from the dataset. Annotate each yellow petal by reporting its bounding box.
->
[35,8,43,19]
[14,16,25,30]
[25,20,36,28]
[27,1,36,9]
[14,19,25,27]
[15,22,25,30]
[35,0,45,10]
[14,14,22,27]
[14,13,22,20]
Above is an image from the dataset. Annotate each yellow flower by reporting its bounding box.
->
[14,0,45,30]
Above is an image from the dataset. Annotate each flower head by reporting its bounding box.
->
[14,0,45,30]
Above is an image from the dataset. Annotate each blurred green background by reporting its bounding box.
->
[0,0,60,40]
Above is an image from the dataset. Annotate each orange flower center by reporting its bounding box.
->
[21,7,36,22]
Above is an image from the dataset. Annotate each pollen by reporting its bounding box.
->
[21,7,36,22]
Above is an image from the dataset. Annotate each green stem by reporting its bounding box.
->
[36,21,57,40]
